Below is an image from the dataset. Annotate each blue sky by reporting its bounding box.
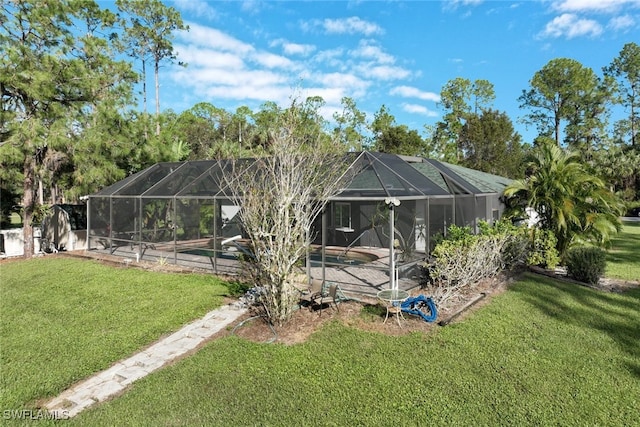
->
[150,0,640,144]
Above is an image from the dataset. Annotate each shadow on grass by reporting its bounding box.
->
[513,273,640,378]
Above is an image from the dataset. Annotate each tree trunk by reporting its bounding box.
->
[142,58,148,142]
[155,58,160,136]
[555,111,561,145]
[142,58,147,115]
[51,184,57,204]
[22,155,36,258]
[631,102,636,147]
[37,177,44,205]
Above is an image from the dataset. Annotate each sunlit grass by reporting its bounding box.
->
[0,257,228,413]
[2,223,639,426]
[606,221,640,281]
[70,273,640,426]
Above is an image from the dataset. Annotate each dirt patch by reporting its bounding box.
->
[529,266,640,293]
[597,277,640,293]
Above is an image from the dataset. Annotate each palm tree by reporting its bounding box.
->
[504,139,623,259]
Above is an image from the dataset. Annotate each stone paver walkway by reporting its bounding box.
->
[45,304,247,419]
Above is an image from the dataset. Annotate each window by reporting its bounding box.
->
[334,203,352,232]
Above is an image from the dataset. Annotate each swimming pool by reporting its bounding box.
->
[309,253,365,266]
[179,247,378,266]
[179,248,239,260]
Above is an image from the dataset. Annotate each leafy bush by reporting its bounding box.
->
[479,220,529,269]
[624,200,640,217]
[566,246,606,285]
[29,204,51,226]
[444,224,475,242]
[527,228,560,269]
[424,221,529,307]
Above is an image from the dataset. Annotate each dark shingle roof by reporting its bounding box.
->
[92,152,512,200]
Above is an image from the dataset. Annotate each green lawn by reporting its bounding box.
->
[69,273,640,426]
[1,245,639,425]
[606,221,640,281]
[0,257,229,414]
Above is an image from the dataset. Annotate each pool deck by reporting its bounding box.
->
[307,247,422,297]
[84,244,423,298]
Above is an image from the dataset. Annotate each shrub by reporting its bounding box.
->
[424,221,529,307]
[625,200,640,217]
[527,228,560,269]
[479,220,529,269]
[566,246,606,285]
[445,224,475,242]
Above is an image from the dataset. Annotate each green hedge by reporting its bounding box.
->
[566,246,606,285]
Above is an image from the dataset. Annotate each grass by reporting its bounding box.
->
[0,257,229,414]
[1,226,638,425]
[67,273,640,426]
[606,221,640,281]
[0,212,22,229]
[10,212,22,226]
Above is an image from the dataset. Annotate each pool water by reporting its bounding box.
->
[180,248,246,260]
[179,248,371,266]
[309,253,366,266]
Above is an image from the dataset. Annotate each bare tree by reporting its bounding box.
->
[219,101,356,325]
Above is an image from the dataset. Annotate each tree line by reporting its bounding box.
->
[2,0,639,256]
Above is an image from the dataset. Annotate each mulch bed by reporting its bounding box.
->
[228,268,639,345]
[230,272,517,345]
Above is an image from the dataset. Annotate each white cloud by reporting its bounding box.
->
[401,103,439,117]
[539,13,603,38]
[607,14,636,30]
[240,0,266,14]
[350,40,395,64]
[359,64,412,81]
[310,16,384,36]
[205,84,292,104]
[443,0,484,12]
[284,42,316,56]
[318,73,370,92]
[176,45,246,70]
[253,51,295,69]
[270,39,316,56]
[541,1,640,39]
[313,48,346,66]
[169,19,419,123]
[300,87,347,105]
[173,0,218,20]
[550,0,639,14]
[308,73,370,99]
[181,22,255,54]
[172,66,286,88]
[390,86,440,102]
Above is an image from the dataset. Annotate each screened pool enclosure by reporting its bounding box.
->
[87,152,512,296]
